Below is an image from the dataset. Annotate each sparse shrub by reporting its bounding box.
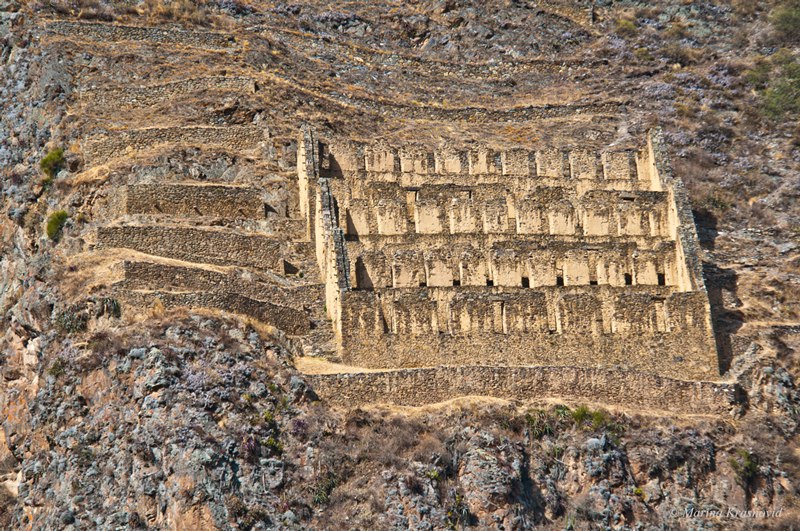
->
[550,445,565,460]
[634,47,654,62]
[40,148,65,179]
[744,50,800,120]
[771,0,800,43]
[744,58,772,89]
[47,358,66,378]
[665,21,689,40]
[46,210,69,241]
[264,435,283,456]
[141,0,209,24]
[633,486,645,500]
[571,405,591,425]
[730,449,759,488]
[445,490,473,529]
[704,194,732,213]
[425,468,441,481]
[312,471,339,505]
[762,62,800,119]
[662,43,700,66]
[96,297,121,319]
[615,18,637,37]
[552,404,571,419]
[55,304,89,334]
[590,409,611,430]
[526,409,555,439]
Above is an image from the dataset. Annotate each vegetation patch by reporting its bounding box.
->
[745,50,800,120]
[615,18,637,37]
[46,210,69,241]
[55,304,89,334]
[730,449,759,488]
[771,0,800,43]
[40,148,65,179]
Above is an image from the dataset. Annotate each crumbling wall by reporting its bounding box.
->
[83,126,267,164]
[125,184,268,220]
[96,226,285,271]
[307,366,738,415]
[118,289,310,335]
[47,20,237,50]
[82,76,256,109]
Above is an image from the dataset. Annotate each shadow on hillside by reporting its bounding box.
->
[694,207,744,375]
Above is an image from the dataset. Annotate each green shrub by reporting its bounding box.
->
[55,304,89,334]
[47,358,66,378]
[590,409,611,430]
[552,404,571,419]
[762,62,800,119]
[634,47,654,61]
[98,297,121,319]
[744,50,800,120]
[526,409,555,439]
[615,18,637,37]
[571,405,591,425]
[264,436,283,456]
[312,472,339,505]
[730,449,759,487]
[46,210,69,241]
[40,148,65,178]
[425,468,441,481]
[771,0,800,43]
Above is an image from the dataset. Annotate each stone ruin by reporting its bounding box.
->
[298,128,735,413]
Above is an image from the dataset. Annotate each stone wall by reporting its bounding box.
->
[348,237,679,289]
[337,288,717,380]
[47,20,237,51]
[83,126,267,164]
[118,289,310,336]
[120,261,322,309]
[96,226,286,271]
[336,182,672,239]
[83,76,255,109]
[306,366,739,415]
[125,184,268,220]
[327,143,658,191]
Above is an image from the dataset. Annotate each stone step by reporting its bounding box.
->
[96,225,314,273]
[301,363,738,415]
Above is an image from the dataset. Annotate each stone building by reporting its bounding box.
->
[299,128,731,411]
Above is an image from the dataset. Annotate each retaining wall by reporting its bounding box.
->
[83,126,266,164]
[306,365,738,415]
[119,289,310,335]
[125,184,267,220]
[120,261,322,308]
[84,76,255,109]
[47,20,237,51]
[97,226,285,271]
